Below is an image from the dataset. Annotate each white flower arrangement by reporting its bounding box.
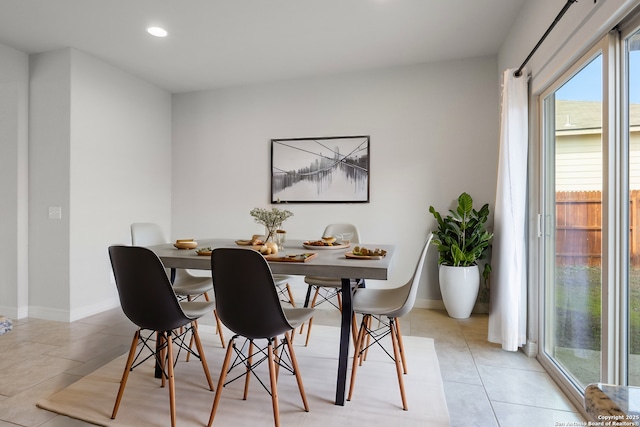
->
[249,207,293,241]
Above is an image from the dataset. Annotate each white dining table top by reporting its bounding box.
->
[147,238,395,280]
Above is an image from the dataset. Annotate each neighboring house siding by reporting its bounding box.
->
[555,134,602,192]
[555,101,640,191]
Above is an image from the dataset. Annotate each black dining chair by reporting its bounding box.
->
[207,247,315,427]
[347,233,433,410]
[108,245,215,427]
[130,222,226,348]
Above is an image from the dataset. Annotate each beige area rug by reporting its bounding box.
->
[37,324,450,426]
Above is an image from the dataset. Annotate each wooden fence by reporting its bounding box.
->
[555,190,640,266]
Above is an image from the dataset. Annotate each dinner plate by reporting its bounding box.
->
[344,251,385,260]
[302,241,350,250]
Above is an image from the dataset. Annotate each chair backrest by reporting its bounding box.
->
[109,245,191,331]
[131,223,166,246]
[211,248,294,339]
[389,233,434,318]
[323,223,361,243]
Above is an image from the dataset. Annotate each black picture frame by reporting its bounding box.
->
[271,135,370,203]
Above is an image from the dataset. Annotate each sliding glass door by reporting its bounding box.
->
[540,17,640,396]
[542,51,604,390]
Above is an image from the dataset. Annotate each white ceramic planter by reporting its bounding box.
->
[439,265,480,319]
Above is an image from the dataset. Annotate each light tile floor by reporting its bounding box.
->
[0,305,586,426]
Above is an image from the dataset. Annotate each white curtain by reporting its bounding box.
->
[488,68,529,351]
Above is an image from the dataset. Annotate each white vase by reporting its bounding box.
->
[439,265,480,319]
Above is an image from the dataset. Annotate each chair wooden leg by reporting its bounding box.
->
[213,309,225,348]
[300,286,320,347]
[191,322,215,391]
[303,319,314,346]
[159,333,167,387]
[166,332,177,427]
[304,287,321,346]
[284,331,309,411]
[274,337,281,380]
[186,319,198,362]
[267,340,280,427]
[243,341,254,400]
[111,330,140,419]
[351,312,358,345]
[361,315,372,365]
[208,337,235,427]
[390,319,408,410]
[200,292,225,348]
[347,315,368,402]
[395,318,408,374]
[180,297,192,344]
[299,285,314,335]
[285,284,296,307]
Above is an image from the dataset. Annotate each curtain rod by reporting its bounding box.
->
[514,0,579,77]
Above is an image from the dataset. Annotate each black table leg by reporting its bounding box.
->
[335,277,352,405]
[155,268,177,379]
[303,283,313,308]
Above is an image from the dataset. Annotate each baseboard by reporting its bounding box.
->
[413,298,446,310]
[27,298,120,322]
[413,299,490,315]
[523,340,538,357]
[0,304,28,320]
[28,305,72,322]
[69,298,120,322]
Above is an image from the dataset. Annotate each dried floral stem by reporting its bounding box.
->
[250,207,293,240]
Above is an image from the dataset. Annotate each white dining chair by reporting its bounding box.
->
[274,275,296,306]
[347,233,433,410]
[300,223,361,346]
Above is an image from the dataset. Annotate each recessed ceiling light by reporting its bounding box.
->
[147,27,168,38]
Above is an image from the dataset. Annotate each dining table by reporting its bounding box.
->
[147,237,396,406]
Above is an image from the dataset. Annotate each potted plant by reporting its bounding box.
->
[429,192,493,318]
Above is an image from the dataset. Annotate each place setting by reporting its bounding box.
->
[302,233,352,250]
[344,245,388,260]
[301,233,387,260]
[233,233,318,262]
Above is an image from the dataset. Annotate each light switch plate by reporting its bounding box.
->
[48,206,62,220]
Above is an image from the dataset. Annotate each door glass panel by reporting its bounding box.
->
[545,54,603,389]
[627,30,640,386]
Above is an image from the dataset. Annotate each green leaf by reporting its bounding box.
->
[429,192,493,268]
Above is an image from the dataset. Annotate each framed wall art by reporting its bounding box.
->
[271,135,370,203]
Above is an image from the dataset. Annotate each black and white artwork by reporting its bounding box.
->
[271,136,370,203]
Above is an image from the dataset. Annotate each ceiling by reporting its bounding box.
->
[0,0,527,94]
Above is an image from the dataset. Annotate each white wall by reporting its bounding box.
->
[29,48,172,321]
[172,57,500,305]
[29,49,72,319]
[69,49,172,319]
[0,43,29,319]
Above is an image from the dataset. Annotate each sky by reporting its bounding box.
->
[556,52,640,103]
